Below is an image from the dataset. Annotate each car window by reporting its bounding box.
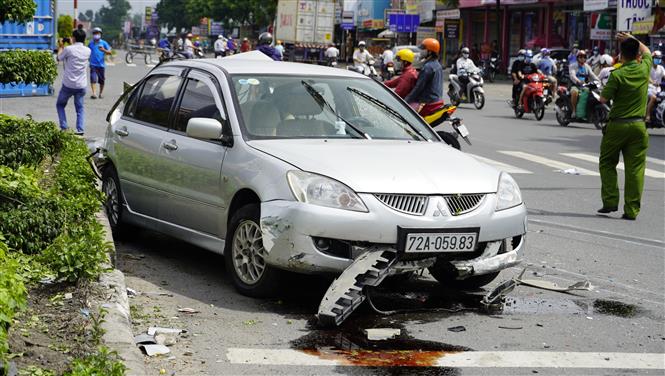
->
[123,83,142,118]
[132,74,183,127]
[173,78,223,133]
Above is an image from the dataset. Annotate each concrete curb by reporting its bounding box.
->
[91,211,146,376]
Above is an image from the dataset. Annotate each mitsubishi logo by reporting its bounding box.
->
[432,198,448,217]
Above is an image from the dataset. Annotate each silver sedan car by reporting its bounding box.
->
[101,52,527,298]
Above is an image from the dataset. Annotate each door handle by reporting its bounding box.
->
[115,128,129,137]
[163,140,178,151]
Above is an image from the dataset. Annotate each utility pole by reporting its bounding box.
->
[496,0,500,50]
[73,0,78,28]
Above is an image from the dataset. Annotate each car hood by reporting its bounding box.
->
[248,139,500,194]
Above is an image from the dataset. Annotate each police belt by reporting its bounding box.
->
[608,117,643,124]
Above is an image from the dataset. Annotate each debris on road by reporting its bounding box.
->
[177,308,199,314]
[558,168,581,175]
[498,325,523,330]
[518,278,591,292]
[447,326,467,332]
[134,333,157,345]
[140,344,171,356]
[127,287,138,297]
[64,292,73,300]
[155,332,178,346]
[365,328,401,340]
[317,248,397,327]
[148,327,185,336]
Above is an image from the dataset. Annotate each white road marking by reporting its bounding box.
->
[226,348,665,369]
[146,64,156,68]
[126,63,137,67]
[562,153,665,179]
[646,156,665,166]
[469,154,533,174]
[499,151,600,176]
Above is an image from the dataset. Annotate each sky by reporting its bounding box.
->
[56,0,159,18]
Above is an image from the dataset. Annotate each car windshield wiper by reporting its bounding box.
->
[301,80,370,139]
[346,86,427,141]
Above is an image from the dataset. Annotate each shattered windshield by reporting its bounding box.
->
[231,74,436,141]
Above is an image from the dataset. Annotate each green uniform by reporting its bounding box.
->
[599,53,651,218]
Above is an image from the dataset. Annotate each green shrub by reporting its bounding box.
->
[65,347,126,376]
[0,50,58,85]
[0,0,37,24]
[0,115,61,169]
[0,236,28,367]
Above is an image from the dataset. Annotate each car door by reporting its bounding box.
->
[156,69,229,236]
[109,67,185,218]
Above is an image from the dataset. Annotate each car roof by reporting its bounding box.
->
[161,54,368,78]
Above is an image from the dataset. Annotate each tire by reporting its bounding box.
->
[592,105,606,130]
[429,261,501,290]
[224,204,282,298]
[534,97,545,121]
[473,92,485,110]
[556,100,571,126]
[144,53,152,65]
[102,166,127,236]
[437,131,461,150]
[125,52,133,64]
[489,70,496,83]
[514,106,524,119]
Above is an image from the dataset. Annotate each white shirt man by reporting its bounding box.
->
[184,38,194,56]
[214,37,226,52]
[648,63,665,96]
[325,45,339,59]
[381,49,394,65]
[456,55,477,74]
[56,32,91,134]
[353,48,372,67]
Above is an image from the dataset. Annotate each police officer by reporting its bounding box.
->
[598,32,651,220]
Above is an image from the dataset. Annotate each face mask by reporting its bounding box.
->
[518,56,525,61]
[462,53,469,58]
[655,58,662,65]
[93,34,101,41]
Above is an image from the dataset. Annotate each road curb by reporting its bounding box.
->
[91,211,146,376]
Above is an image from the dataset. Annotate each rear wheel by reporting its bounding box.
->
[125,52,133,64]
[556,100,571,126]
[437,131,461,150]
[102,166,127,237]
[225,204,282,297]
[473,92,485,110]
[592,105,607,130]
[534,97,545,121]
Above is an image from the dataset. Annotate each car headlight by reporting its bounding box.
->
[496,172,522,211]
[287,171,368,212]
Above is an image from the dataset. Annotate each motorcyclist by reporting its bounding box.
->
[537,48,558,99]
[325,43,339,65]
[353,41,372,71]
[404,38,444,114]
[182,33,195,58]
[511,49,526,106]
[256,32,281,61]
[158,35,171,57]
[646,50,665,122]
[516,50,539,108]
[568,42,580,64]
[569,50,600,116]
[598,54,615,89]
[384,48,418,99]
[456,47,478,100]
[381,45,394,78]
[214,35,227,58]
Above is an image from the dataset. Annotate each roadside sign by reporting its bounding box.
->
[445,19,460,39]
[341,10,354,30]
[617,0,651,32]
[388,14,420,33]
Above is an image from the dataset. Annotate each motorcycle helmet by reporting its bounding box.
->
[395,48,415,64]
[358,41,366,47]
[461,47,470,57]
[92,27,102,34]
[517,49,526,61]
[541,48,550,56]
[525,49,533,63]
[420,38,440,55]
[577,50,587,59]
[194,41,200,47]
[258,32,273,46]
[599,54,614,67]
[592,46,599,55]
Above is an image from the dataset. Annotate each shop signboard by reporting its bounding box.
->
[632,15,654,35]
[590,13,613,40]
[362,19,384,29]
[342,10,354,29]
[617,0,651,32]
[584,0,609,11]
[418,0,436,23]
[445,19,460,39]
[210,21,223,36]
[388,14,420,33]
[416,26,436,42]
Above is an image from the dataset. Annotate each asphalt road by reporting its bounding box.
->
[1,56,664,375]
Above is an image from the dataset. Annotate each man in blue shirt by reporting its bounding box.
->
[88,27,112,99]
[537,48,558,98]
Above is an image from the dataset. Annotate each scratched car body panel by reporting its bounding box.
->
[101,52,527,295]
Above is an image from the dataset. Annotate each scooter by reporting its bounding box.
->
[482,56,500,83]
[418,100,471,150]
[327,56,338,67]
[448,67,486,110]
[348,59,381,80]
[647,90,665,129]
[555,81,609,130]
[514,73,547,121]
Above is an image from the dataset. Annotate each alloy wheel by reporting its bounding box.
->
[103,177,120,226]
[231,220,266,285]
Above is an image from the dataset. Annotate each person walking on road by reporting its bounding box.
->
[598,32,651,220]
[56,29,91,135]
[88,27,111,99]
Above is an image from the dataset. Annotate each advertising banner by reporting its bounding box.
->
[590,13,613,40]
[617,0,651,32]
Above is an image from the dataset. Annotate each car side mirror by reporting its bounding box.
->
[186,117,223,140]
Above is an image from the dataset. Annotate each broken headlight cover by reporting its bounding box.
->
[287,170,368,212]
[496,172,522,211]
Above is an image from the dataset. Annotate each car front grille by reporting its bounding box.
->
[444,194,486,216]
[375,194,428,216]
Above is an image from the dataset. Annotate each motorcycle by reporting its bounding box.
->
[514,73,547,121]
[482,56,500,83]
[327,56,338,67]
[348,58,381,80]
[448,67,486,110]
[418,100,471,151]
[647,90,665,129]
[384,61,395,80]
[555,81,609,130]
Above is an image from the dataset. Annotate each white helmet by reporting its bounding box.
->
[653,50,663,59]
[599,54,613,66]
[358,41,366,47]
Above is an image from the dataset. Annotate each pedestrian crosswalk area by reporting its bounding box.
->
[468,151,665,179]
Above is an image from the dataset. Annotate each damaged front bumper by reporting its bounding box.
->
[260,194,527,277]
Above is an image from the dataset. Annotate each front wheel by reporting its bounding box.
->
[473,91,485,110]
[125,52,133,64]
[556,100,571,126]
[437,131,461,150]
[225,204,282,298]
[534,97,545,121]
[592,105,607,130]
[102,166,127,237]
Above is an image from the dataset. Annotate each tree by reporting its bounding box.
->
[0,0,37,24]
[94,0,132,43]
[57,14,73,38]
[156,0,189,33]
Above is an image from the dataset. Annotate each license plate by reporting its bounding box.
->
[399,227,479,253]
[455,124,470,138]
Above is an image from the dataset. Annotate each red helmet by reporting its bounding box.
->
[420,38,440,54]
